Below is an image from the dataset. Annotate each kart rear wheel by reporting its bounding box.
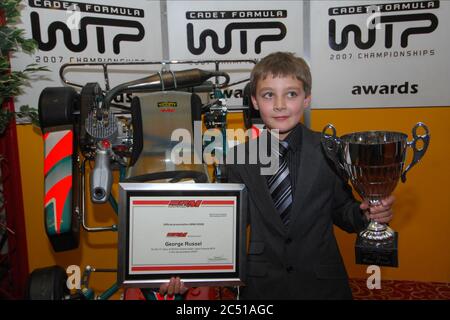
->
[39,87,79,129]
[27,265,69,300]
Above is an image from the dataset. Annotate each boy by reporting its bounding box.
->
[161,52,394,299]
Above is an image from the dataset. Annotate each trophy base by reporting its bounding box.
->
[355,232,398,267]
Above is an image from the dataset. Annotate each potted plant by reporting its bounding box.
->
[0,0,47,132]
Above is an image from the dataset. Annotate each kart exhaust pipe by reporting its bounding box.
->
[103,68,229,108]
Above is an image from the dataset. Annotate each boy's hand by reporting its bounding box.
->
[360,195,395,224]
[159,277,188,297]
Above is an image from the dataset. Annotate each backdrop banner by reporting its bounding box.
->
[310,0,450,109]
[10,0,163,113]
[166,0,304,105]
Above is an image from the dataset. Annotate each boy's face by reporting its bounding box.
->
[251,74,311,140]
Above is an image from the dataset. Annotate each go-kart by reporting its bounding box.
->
[27,59,262,300]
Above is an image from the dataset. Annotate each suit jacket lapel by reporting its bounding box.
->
[241,131,287,236]
[244,163,287,235]
[247,165,286,233]
[288,126,322,231]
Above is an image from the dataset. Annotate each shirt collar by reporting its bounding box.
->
[263,123,303,154]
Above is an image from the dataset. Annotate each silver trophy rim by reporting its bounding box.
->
[340,130,408,144]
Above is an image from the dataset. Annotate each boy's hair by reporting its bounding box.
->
[250,52,312,97]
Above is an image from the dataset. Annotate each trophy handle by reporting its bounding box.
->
[401,122,430,183]
[321,124,346,176]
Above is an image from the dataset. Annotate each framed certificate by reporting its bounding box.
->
[117,183,247,288]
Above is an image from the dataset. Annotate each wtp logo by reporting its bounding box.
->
[187,22,286,55]
[329,1,439,51]
[30,12,145,54]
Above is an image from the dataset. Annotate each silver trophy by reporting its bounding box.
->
[321,123,430,266]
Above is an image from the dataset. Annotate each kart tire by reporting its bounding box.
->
[39,87,79,129]
[27,265,69,300]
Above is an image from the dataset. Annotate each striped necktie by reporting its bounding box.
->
[267,140,292,225]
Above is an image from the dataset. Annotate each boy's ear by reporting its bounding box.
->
[304,95,311,109]
[251,95,259,110]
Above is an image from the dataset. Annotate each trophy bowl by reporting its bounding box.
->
[321,123,430,266]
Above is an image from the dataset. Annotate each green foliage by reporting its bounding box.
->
[0,0,22,24]
[0,108,14,134]
[16,104,39,126]
[0,0,46,134]
[0,62,48,105]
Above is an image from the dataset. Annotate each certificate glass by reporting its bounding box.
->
[118,183,247,288]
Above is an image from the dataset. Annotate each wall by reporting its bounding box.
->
[18,106,449,299]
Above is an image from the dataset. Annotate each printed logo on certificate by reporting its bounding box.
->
[118,183,247,288]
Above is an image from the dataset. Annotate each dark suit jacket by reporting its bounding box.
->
[226,124,368,300]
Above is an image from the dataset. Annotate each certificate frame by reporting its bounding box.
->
[117,183,247,288]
